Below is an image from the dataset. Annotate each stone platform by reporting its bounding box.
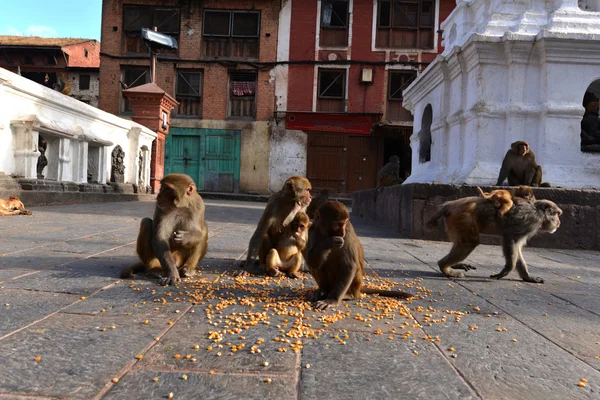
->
[352,183,600,251]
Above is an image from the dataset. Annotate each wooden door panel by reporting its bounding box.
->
[346,136,378,192]
[306,133,347,194]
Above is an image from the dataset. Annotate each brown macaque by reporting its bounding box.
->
[477,185,536,217]
[427,196,562,283]
[121,174,208,286]
[0,196,32,216]
[306,189,329,219]
[242,176,312,272]
[377,155,402,188]
[265,211,311,279]
[496,141,550,187]
[304,201,413,310]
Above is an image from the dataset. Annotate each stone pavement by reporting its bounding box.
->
[0,199,598,400]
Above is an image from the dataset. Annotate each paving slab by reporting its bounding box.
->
[0,200,598,400]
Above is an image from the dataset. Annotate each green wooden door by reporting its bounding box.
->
[165,128,240,192]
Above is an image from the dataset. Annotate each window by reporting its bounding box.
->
[79,74,91,90]
[228,71,257,119]
[24,55,34,65]
[47,55,57,65]
[376,0,435,49]
[175,70,203,117]
[84,49,89,58]
[121,67,150,112]
[387,70,417,121]
[123,5,180,54]
[320,0,349,47]
[317,69,346,112]
[203,10,260,59]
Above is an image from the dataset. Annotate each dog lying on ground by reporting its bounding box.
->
[0,196,32,216]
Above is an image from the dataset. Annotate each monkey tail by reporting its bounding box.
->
[426,208,445,229]
[476,186,485,197]
[540,182,551,188]
[361,287,413,299]
[120,263,146,279]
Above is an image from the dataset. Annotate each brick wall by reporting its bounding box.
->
[99,0,280,121]
[63,41,100,68]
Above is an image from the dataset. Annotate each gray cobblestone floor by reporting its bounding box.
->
[0,199,598,400]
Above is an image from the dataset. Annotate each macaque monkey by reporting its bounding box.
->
[265,211,311,278]
[242,176,312,272]
[477,185,535,217]
[0,196,32,216]
[304,201,413,310]
[121,174,208,286]
[496,141,549,187]
[377,155,402,188]
[427,196,562,283]
[306,189,329,219]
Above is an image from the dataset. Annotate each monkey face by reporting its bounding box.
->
[517,143,528,156]
[293,220,312,238]
[329,218,348,238]
[537,201,563,234]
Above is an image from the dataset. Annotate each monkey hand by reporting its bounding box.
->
[172,230,190,245]
[314,298,339,310]
[159,273,181,286]
[330,236,344,249]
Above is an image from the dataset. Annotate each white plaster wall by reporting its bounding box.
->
[403,0,600,189]
[0,67,156,184]
[269,122,307,193]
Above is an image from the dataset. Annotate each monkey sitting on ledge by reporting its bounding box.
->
[496,141,550,187]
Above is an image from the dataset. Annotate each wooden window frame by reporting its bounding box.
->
[319,0,349,48]
[202,10,261,60]
[175,70,203,118]
[122,5,180,55]
[387,70,417,121]
[121,67,150,113]
[376,0,435,50]
[317,68,347,113]
[227,70,257,120]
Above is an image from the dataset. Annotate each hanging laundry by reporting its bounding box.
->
[231,81,256,96]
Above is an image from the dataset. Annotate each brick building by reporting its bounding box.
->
[0,36,101,107]
[99,0,281,194]
[273,0,455,195]
[98,0,454,195]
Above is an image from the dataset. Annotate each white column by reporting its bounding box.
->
[99,146,109,184]
[10,124,40,179]
[71,140,88,184]
[57,138,72,182]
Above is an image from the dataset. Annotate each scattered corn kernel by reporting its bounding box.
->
[580,378,588,383]
[81,297,86,301]
[136,354,143,360]
[181,375,188,381]
[578,382,586,388]
[153,377,159,383]
[34,356,42,362]
[111,378,119,384]
[174,354,181,359]
[168,393,174,399]
[263,361,269,367]
[193,345,200,350]
[265,378,272,384]
[511,338,518,342]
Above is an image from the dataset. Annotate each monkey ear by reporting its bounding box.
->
[186,184,195,196]
[307,221,313,228]
[9,196,19,200]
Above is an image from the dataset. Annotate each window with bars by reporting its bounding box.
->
[175,70,203,118]
[121,67,149,113]
[376,0,435,49]
[122,5,180,54]
[387,70,417,121]
[203,10,260,59]
[228,71,257,119]
[320,0,349,47]
[317,69,346,113]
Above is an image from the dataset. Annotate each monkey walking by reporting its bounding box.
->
[427,195,562,283]
[496,141,550,187]
[242,176,313,274]
[265,211,311,278]
[304,201,413,310]
[121,174,208,286]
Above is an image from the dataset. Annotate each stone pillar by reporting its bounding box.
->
[122,83,178,193]
[10,122,39,179]
[72,139,88,184]
[57,138,72,182]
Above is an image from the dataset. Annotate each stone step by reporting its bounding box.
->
[0,173,22,192]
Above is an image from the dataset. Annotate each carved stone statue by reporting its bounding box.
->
[138,149,144,189]
[36,135,48,179]
[110,145,125,183]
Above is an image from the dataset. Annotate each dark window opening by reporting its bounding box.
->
[24,55,34,65]
[121,68,150,112]
[84,49,89,58]
[47,55,57,65]
[228,71,257,119]
[175,70,203,118]
[377,0,435,49]
[79,74,91,90]
[317,69,346,112]
[320,0,349,47]
[203,10,260,59]
[419,104,432,163]
[122,5,180,54]
[387,70,417,121]
[581,89,600,152]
